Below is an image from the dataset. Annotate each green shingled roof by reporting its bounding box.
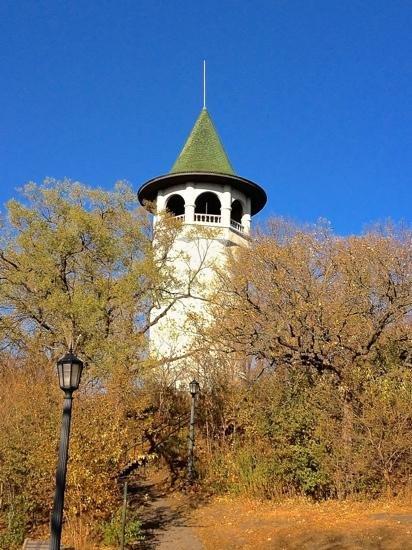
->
[171,108,235,175]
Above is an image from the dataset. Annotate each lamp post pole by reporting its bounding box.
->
[187,380,200,482]
[50,350,83,550]
[50,391,73,550]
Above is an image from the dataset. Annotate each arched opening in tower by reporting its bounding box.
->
[231,200,243,224]
[166,194,185,216]
[195,192,221,215]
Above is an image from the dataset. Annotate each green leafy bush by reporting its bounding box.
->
[0,496,27,549]
[101,508,143,546]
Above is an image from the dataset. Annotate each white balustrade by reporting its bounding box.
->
[175,212,245,233]
[230,219,245,233]
[194,213,221,224]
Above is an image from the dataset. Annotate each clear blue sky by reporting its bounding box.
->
[1,1,411,234]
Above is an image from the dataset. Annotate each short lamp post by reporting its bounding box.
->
[187,379,200,482]
[50,350,84,550]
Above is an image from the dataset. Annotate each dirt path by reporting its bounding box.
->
[131,474,204,549]
[149,493,203,550]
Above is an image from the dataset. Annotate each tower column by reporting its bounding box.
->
[153,191,166,225]
[221,185,232,227]
[242,213,251,234]
[185,183,195,223]
[157,191,166,212]
[242,196,252,234]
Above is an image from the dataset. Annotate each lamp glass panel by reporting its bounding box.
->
[57,366,64,389]
[62,362,72,389]
[70,362,81,390]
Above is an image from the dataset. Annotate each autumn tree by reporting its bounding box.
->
[0,179,193,546]
[197,219,412,497]
[0,179,184,373]
[206,220,411,378]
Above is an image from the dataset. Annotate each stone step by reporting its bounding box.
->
[22,540,73,549]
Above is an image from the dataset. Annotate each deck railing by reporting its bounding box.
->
[194,213,221,224]
[172,213,246,234]
[230,219,244,233]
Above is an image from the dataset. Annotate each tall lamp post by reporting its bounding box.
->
[50,350,84,550]
[187,379,200,482]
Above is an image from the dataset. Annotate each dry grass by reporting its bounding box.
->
[193,496,412,549]
[63,516,102,550]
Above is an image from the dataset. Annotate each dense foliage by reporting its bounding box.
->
[196,220,412,499]
[0,182,410,548]
[0,180,183,547]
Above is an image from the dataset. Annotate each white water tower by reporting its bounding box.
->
[138,107,266,380]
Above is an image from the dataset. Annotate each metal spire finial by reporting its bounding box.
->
[203,60,206,110]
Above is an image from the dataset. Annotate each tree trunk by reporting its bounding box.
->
[383,469,393,497]
[341,385,354,498]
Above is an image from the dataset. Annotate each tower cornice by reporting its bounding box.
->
[138,171,267,216]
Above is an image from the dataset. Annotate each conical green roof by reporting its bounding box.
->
[171,108,235,175]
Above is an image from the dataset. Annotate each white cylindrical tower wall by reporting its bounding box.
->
[149,180,254,383]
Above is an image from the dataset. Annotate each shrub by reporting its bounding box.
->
[101,508,143,546]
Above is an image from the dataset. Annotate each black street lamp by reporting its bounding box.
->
[50,349,84,550]
[187,379,200,482]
